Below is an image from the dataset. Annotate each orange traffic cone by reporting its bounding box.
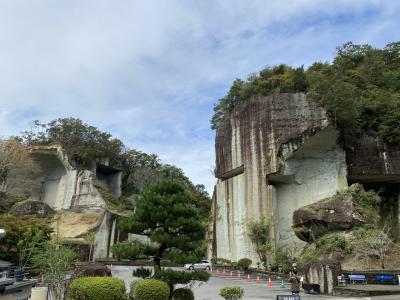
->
[247,274,251,282]
[256,276,260,284]
[237,272,241,280]
[268,277,272,286]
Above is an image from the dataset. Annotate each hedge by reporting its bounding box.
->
[172,288,194,300]
[68,276,126,300]
[134,279,169,300]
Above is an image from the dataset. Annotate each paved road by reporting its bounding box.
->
[111,266,400,300]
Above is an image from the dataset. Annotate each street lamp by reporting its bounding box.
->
[0,229,5,238]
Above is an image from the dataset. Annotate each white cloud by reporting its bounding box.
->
[0,0,399,194]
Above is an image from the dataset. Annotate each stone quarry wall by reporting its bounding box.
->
[211,92,400,264]
[23,145,123,259]
[213,93,339,263]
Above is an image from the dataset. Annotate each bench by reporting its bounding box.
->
[375,275,396,284]
[348,274,367,284]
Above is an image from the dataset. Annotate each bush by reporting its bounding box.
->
[132,267,152,279]
[134,279,169,300]
[219,286,244,300]
[237,258,252,270]
[68,277,126,300]
[172,288,194,300]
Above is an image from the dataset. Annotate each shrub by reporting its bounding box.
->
[172,288,194,300]
[134,279,169,300]
[237,258,252,270]
[68,276,126,300]
[219,286,244,300]
[132,267,152,279]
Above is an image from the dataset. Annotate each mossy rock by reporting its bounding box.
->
[293,184,380,242]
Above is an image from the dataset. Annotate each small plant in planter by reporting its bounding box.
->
[219,286,244,300]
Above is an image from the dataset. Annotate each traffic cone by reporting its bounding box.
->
[237,272,241,280]
[267,277,272,286]
[223,270,226,276]
[230,271,233,279]
[256,276,260,284]
[247,274,251,282]
[280,279,285,288]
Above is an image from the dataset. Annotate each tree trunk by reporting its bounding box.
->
[153,244,167,269]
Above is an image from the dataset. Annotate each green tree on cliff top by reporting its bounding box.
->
[211,41,400,145]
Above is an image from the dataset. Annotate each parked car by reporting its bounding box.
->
[184,260,212,271]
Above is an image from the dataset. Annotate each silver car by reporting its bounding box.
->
[184,260,212,271]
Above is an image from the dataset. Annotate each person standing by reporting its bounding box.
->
[288,270,300,295]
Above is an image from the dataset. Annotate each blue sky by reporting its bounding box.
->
[0,0,399,194]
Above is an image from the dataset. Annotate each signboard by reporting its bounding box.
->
[276,295,300,300]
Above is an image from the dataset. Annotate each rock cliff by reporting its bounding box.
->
[210,92,400,264]
[9,145,124,260]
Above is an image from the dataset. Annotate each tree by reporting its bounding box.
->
[31,244,77,300]
[247,218,272,266]
[21,118,124,167]
[0,214,52,263]
[117,180,206,268]
[154,268,210,296]
[83,232,96,262]
[0,138,38,195]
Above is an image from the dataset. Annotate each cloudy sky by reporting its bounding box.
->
[0,0,399,194]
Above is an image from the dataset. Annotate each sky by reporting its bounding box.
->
[0,0,399,195]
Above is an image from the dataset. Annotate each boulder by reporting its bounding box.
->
[9,199,54,218]
[292,184,376,242]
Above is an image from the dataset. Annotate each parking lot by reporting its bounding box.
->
[112,266,400,300]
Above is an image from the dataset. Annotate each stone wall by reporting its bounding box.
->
[210,91,400,266]
[212,93,335,263]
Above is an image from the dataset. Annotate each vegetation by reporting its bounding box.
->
[117,180,206,268]
[219,286,244,300]
[299,232,351,264]
[134,279,170,300]
[352,225,393,269]
[247,218,272,266]
[237,258,252,271]
[211,41,400,145]
[68,277,126,300]
[22,118,124,167]
[132,267,152,279]
[0,214,52,262]
[172,288,194,300]
[154,268,210,296]
[32,244,77,300]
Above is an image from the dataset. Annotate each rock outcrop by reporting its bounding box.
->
[292,184,378,242]
[12,145,124,260]
[9,199,54,218]
[210,92,400,264]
